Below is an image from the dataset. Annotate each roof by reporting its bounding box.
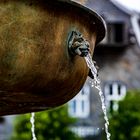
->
[110,0,139,15]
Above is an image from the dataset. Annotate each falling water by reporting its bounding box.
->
[30,112,37,140]
[84,53,111,140]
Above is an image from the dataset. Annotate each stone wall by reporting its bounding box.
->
[95,43,140,89]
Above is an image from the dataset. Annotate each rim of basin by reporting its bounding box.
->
[59,0,107,44]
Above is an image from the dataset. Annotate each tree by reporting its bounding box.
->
[109,90,140,140]
[12,105,81,140]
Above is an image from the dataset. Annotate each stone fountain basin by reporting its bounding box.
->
[0,0,106,116]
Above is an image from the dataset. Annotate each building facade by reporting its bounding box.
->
[68,0,140,139]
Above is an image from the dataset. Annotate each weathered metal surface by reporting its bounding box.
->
[0,0,106,116]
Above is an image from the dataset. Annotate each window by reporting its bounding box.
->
[108,23,124,43]
[101,23,125,45]
[0,117,5,124]
[68,84,90,118]
[70,126,101,137]
[104,81,127,111]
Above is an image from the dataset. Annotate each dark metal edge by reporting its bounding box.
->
[56,0,107,44]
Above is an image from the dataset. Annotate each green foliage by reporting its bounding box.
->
[109,90,140,140]
[11,105,81,140]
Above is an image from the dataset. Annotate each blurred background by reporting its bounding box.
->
[0,0,140,140]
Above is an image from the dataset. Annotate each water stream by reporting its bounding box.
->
[85,53,111,140]
[29,53,110,140]
[30,112,37,140]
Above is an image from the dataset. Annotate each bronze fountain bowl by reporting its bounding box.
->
[0,0,106,116]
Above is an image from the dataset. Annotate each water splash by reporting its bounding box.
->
[30,112,37,140]
[85,53,111,140]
